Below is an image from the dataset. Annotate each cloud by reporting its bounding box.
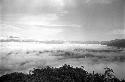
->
[0,23,64,40]
[1,13,60,27]
[111,29,125,35]
[18,14,59,25]
[1,0,72,15]
[0,51,50,75]
[39,24,81,28]
[1,0,119,16]
[107,28,125,39]
[0,46,125,77]
[83,0,117,4]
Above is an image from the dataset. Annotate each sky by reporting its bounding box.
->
[0,0,125,41]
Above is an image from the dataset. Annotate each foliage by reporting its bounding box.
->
[0,64,125,82]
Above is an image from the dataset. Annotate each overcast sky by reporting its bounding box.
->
[0,0,125,41]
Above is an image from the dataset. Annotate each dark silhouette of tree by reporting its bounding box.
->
[0,64,124,82]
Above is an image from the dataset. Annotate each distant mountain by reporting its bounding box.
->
[101,39,125,48]
[1,37,124,47]
[0,37,100,44]
[0,36,21,42]
[0,37,36,42]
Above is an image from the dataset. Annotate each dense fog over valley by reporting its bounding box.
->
[0,42,125,79]
[0,0,125,81]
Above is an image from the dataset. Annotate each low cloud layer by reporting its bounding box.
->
[0,43,125,79]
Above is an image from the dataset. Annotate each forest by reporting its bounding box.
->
[0,64,125,82]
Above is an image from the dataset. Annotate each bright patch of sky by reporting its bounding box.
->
[0,0,124,41]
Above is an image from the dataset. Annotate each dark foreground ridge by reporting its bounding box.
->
[0,64,125,82]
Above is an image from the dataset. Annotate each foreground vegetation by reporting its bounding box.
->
[0,64,125,82]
